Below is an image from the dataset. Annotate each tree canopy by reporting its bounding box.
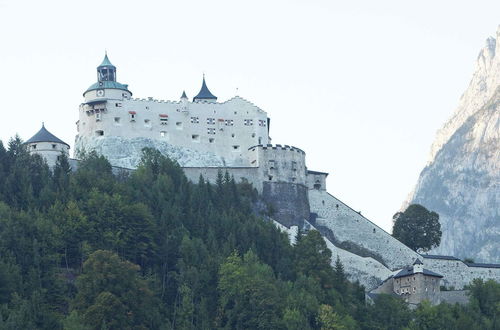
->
[0,137,497,329]
[392,204,442,252]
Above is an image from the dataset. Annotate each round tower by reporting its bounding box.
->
[25,124,70,167]
[83,53,132,102]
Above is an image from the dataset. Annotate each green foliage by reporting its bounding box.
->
[392,204,442,252]
[0,138,497,329]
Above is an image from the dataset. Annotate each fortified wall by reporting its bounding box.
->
[308,189,500,289]
[184,144,311,227]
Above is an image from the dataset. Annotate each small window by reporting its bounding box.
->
[95,112,101,121]
[232,145,240,151]
[268,175,273,181]
[373,228,376,233]
[258,137,262,144]
[269,160,275,169]
[231,133,235,138]
[144,119,151,127]
[114,117,121,124]
[160,131,168,138]
[207,118,215,125]
[252,133,256,138]
[96,130,104,136]
[209,138,215,143]
[176,122,183,129]
[32,144,37,149]
[159,115,168,125]
[192,134,200,142]
[292,161,297,171]
[207,128,216,135]
[52,144,56,149]
[129,112,136,121]
[190,117,199,124]
[244,119,253,126]
[115,103,122,107]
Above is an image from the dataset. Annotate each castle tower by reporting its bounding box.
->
[97,53,116,82]
[25,124,70,167]
[193,75,217,103]
[83,53,132,102]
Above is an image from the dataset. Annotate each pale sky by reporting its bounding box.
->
[0,0,498,231]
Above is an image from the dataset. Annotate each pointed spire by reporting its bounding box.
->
[181,90,188,99]
[98,52,115,68]
[193,75,217,102]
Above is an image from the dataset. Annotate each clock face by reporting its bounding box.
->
[96,89,105,97]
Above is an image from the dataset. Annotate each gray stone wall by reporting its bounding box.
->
[262,182,310,228]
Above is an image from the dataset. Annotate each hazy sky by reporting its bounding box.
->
[0,0,498,231]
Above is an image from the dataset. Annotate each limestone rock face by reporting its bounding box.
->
[74,135,238,168]
[407,27,500,262]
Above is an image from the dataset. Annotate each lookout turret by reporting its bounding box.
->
[25,123,70,167]
[83,53,132,100]
[97,53,116,82]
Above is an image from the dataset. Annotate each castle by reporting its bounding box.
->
[24,54,500,306]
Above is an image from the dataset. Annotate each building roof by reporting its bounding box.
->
[98,53,115,68]
[465,262,500,269]
[181,90,188,99]
[421,254,461,261]
[25,124,70,148]
[413,258,423,265]
[84,81,131,96]
[393,266,443,279]
[193,76,217,101]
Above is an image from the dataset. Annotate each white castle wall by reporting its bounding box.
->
[27,141,69,167]
[309,189,420,270]
[248,144,307,186]
[77,93,270,166]
[421,257,500,289]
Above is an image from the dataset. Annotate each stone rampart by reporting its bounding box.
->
[309,189,420,270]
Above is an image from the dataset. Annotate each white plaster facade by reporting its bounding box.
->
[27,141,69,167]
[76,91,270,166]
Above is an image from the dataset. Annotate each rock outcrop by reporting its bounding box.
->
[74,135,236,168]
[407,26,500,262]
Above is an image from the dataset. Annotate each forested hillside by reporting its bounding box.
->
[0,136,498,329]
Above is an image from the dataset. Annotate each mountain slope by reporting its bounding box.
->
[408,27,500,262]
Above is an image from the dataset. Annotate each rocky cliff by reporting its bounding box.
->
[407,26,500,262]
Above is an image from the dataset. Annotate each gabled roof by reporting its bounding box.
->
[98,53,115,68]
[413,258,423,265]
[25,124,69,148]
[193,76,217,101]
[393,266,443,279]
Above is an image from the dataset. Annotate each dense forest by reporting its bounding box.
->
[0,136,498,329]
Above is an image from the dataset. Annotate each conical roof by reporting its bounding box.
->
[193,76,217,101]
[97,53,115,68]
[181,90,188,99]
[25,124,69,147]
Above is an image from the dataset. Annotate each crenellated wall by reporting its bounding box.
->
[76,95,270,166]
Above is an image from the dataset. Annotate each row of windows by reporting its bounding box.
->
[99,113,261,129]
[31,144,59,150]
[269,160,299,171]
